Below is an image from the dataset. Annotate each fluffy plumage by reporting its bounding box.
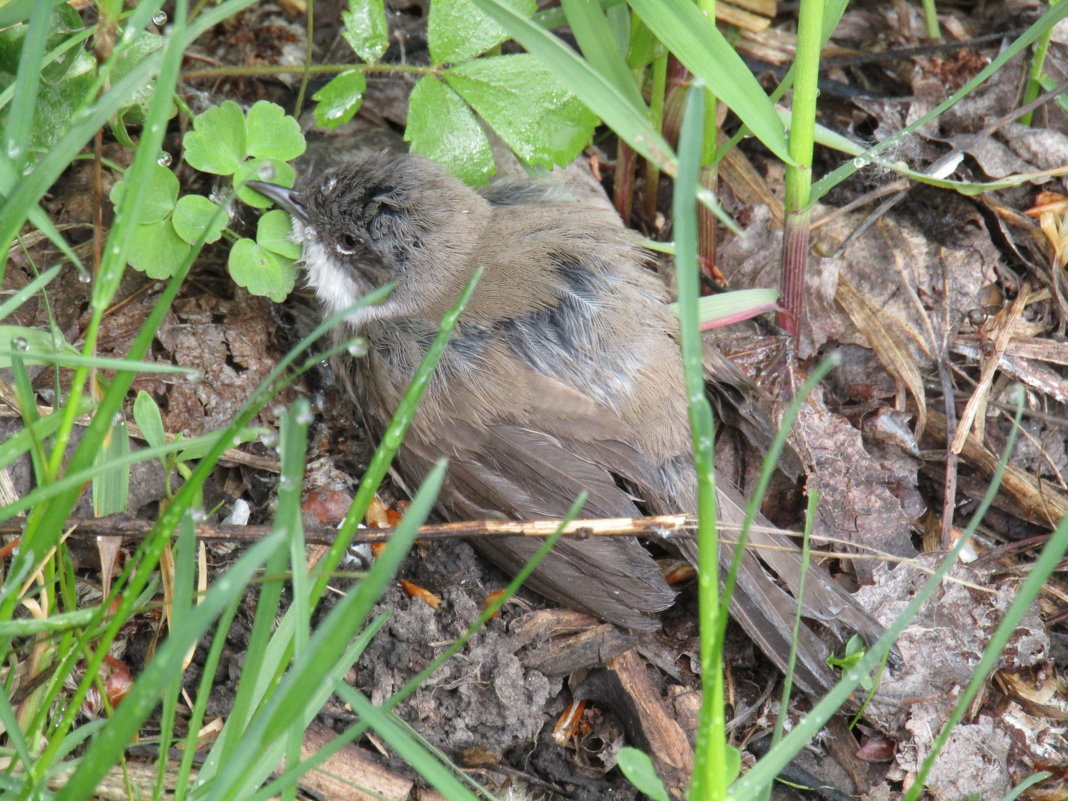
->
[249,153,884,696]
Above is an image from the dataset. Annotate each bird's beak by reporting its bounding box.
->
[247,180,309,223]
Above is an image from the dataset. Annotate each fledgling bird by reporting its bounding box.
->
[249,153,884,696]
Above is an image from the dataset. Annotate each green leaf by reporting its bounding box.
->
[445,54,597,169]
[183,100,247,175]
[172,194,227,245]
[22,50,97,154]
[688,288,780,328]
[465,0,675,172]
[0,0,37,29]
[257,209,301,259]
[0,326,60,370]
[428,0,536,63]
[92,417,130,516]
[628,0,790,164]
[227,237,297,302]
[246,100,305,161]
[133,390,166,451]
[561,0,646,114]
[405,75,493,185]
[0,3,96,153]
[616,748,670,801]
[234,159,296,208]
[112,32,174,126]
[109,163,180,225]
[127,219,192,279]
[342,0,389,63]
[312,69,366,130]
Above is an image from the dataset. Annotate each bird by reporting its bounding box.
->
[248,152,885,696]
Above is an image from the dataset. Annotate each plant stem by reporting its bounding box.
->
[674,82,726,801]
[777,0,823,337]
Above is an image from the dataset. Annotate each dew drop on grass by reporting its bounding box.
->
[157,151,172,167]
[277,474,295,491]
[347,339,367,357]
[111,412,125,426]
[12,337,28,351]
[189,508,208,523]
[78,272,92,284]
[853,156,869,169]
[257,163,276,181]
[259,431,279,447]
[152,11,168,25]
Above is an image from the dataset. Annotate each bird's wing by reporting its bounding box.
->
[394,397,678,631]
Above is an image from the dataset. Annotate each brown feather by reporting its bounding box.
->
[280,152,885,695]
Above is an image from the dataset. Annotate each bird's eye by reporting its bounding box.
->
[337,232,361,255]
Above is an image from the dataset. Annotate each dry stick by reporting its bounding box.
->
[0,514,1000,593]
[951,287,1034,453]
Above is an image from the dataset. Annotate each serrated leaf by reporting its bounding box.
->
[445,54,597,168]
[234,159,296,208]
[127,220,192,279]
[342,0,389,63]
[428,0,535,63]
[228,237,297,302]
[133,390,166,451]
[183,100,247,175]
[405,75,493,185]
[616,748,670,801]
[464,0,674,173]
[246,100,305,161]
[172,194,227,245]
[109,163,180,225]
[257,209,301,259]
[312,70,366,130]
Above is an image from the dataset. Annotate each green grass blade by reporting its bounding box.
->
[730,391,1030,797]
[811,3,1068,201]
[51,527,288,801]
[467,0,676,170]
[1,0,53,166]
[202,462,447,801]
[247,495,584,801]
[560,0,646,113]
[339,686,481,801]
[310,270,481,604]
[628,0,790,164]
[0,264,61,321]
[673,82,727,801]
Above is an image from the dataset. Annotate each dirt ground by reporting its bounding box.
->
[5,0,1068,799]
